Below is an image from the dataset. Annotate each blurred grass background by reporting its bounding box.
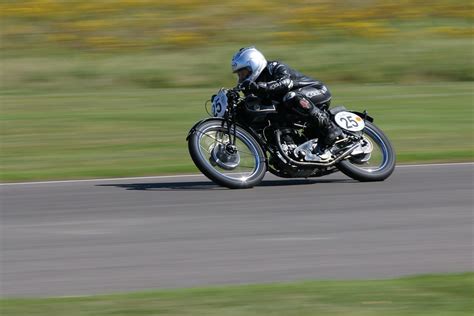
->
[2,273,473,315]
[1,0,473,181]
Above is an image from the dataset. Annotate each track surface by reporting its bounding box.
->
[1,164,473,297]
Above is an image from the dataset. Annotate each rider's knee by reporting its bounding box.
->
[283,91,314,116]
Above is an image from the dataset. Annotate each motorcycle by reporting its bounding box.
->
[187,86,395,189]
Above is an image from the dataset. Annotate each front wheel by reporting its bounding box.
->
[188,120,267,189]
[337,121,395,181]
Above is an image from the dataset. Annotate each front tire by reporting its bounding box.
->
[337,121,395,181]
[188,120,267,189]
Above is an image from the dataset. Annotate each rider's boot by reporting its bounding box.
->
[309,107,343,150]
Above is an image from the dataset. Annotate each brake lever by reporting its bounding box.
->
[227,87,241,101]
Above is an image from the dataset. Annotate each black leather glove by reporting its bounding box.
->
[240,80,267,94]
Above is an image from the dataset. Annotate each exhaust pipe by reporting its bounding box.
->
[275,129,358,168]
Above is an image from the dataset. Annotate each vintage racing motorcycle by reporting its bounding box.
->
[187,87,395,189]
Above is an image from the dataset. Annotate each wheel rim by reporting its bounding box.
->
[196,124,262,182]
[348,125,389,173]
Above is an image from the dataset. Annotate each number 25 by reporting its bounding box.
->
[340,116,359,128]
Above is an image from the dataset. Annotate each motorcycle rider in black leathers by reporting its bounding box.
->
[232,47,343,151]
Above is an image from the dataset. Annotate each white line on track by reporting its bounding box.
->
[395,162,473,168]
[0,173,205,186]
[258,236,335,241]
[0,162,472,186]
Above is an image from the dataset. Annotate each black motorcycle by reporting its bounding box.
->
[187,86,395,189]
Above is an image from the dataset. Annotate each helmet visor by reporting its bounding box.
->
[235,68,251,83]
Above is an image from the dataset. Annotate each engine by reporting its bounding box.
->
[279,128,332,162]
[279,128,300,157]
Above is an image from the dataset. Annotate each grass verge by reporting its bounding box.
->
[1,273,473,316]
[1,82,473,182]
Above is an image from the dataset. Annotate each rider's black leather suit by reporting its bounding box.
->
[252,60,332,115]
[247,61,341,146]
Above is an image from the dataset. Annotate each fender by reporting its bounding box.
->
[186,117,232,141]
[186,117,215,141]
[329,106,374,123]
[186,117,268,155]
[351,111,374,123]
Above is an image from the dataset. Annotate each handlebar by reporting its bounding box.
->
[232,85,242,93]
[227,86,242,102]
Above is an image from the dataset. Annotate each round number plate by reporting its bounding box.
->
[211,89,228,117]
[334,111,365,132]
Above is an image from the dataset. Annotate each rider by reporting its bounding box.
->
[232,46,342,150]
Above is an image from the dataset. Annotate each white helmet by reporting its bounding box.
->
[231,47,267,82]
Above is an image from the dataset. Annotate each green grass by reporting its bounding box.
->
[2,38,473,92]
[1,33,472,182]
[1,273,473,316]
[1,82,472,182]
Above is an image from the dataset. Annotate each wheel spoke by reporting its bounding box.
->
[200,131,257,158]
[191,122,266,187]
[349,127,387,172]
[199,144,212,154]
[199,131,227,144]
[235,150,257,157]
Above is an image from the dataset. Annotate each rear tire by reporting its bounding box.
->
[337,121,395,182]
[188,120,267,189]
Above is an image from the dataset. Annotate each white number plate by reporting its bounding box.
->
[334,111,365,132]
[211,89,228,117]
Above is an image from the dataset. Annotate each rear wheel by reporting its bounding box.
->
[188,120,267,189]
[337,121,395,181]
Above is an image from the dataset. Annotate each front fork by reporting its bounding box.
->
[223,115,238,150]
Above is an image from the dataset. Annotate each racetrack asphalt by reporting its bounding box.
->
[1,163,473,297]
